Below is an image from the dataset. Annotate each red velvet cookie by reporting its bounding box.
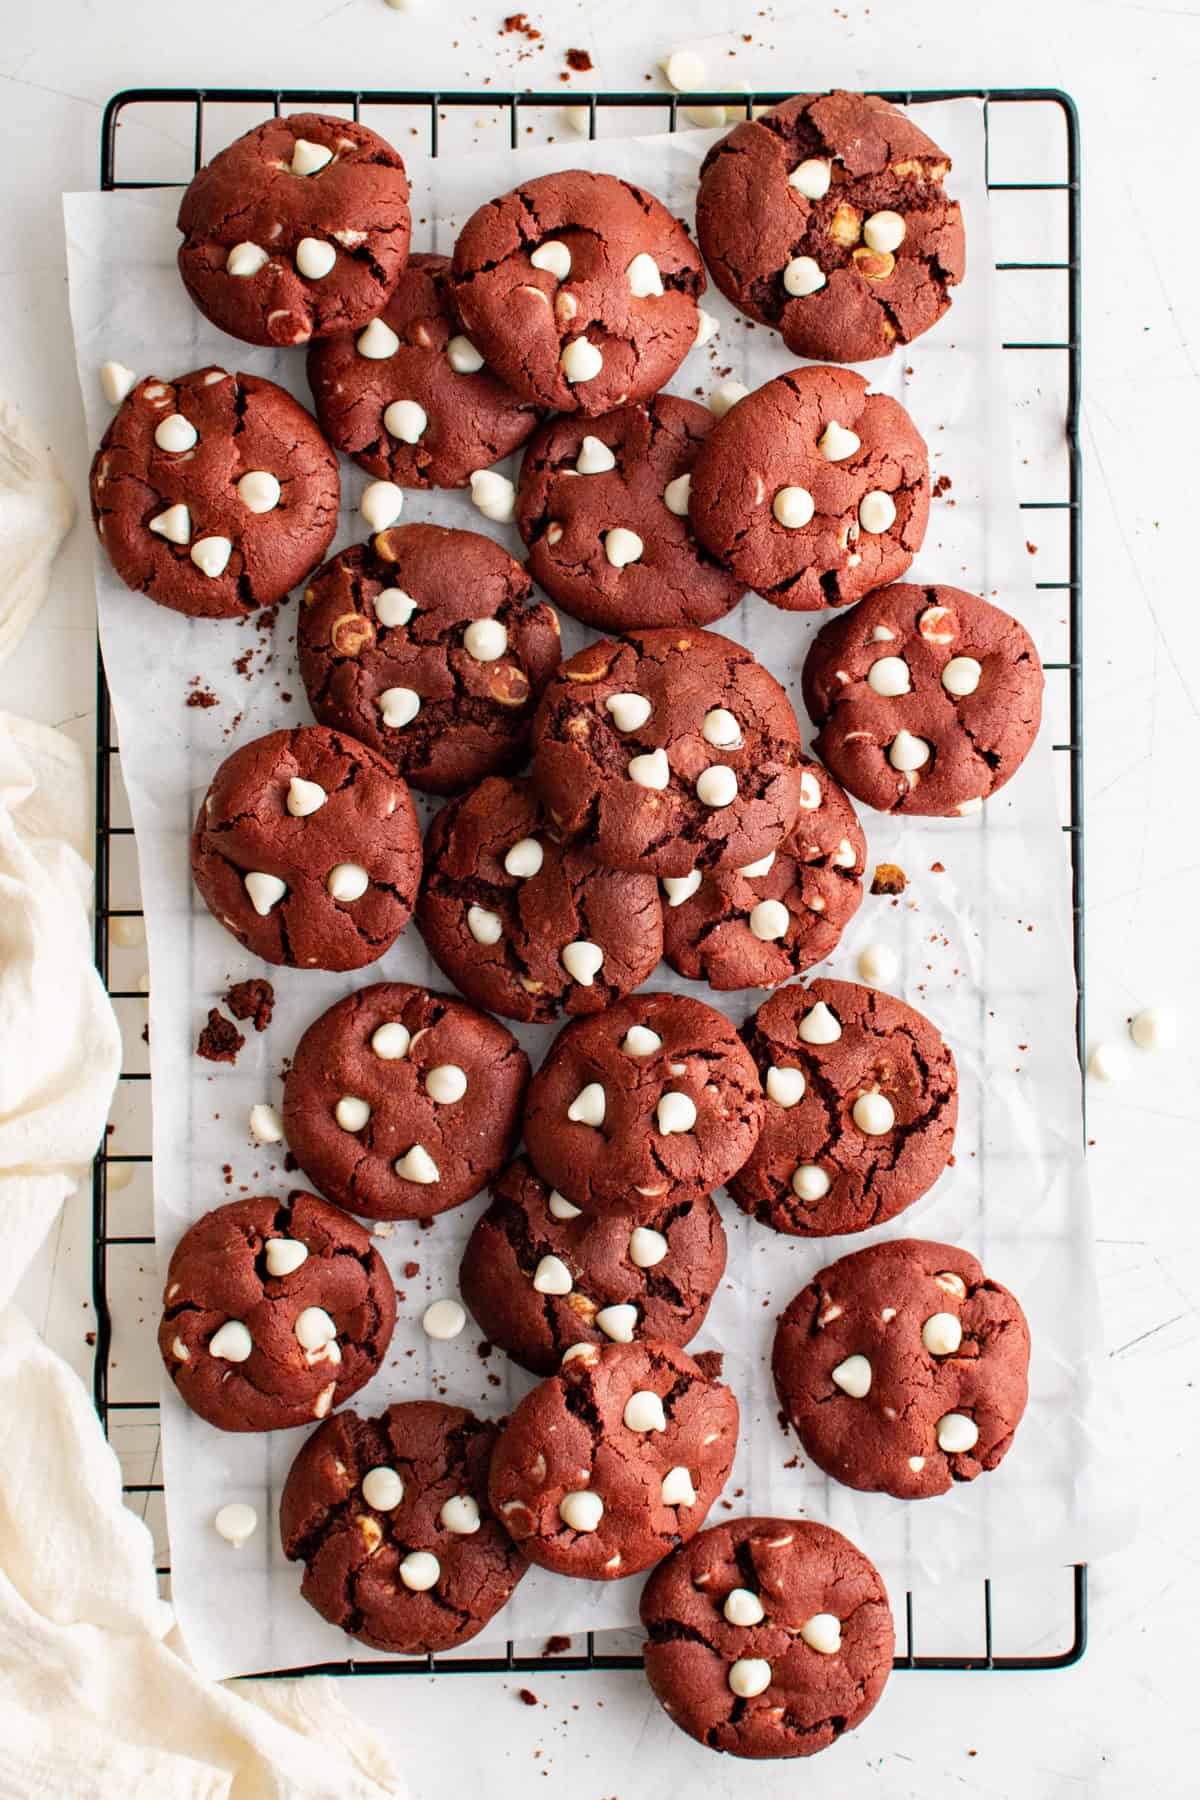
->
[488,1338,738,1580]
[416,776,664,1024]
[802,582,1045,816]
[531,628,805,878]
[90,367,339,620]
[458,1157,727,1375]
[522,992,765,1216]
[190,725,421,971]
[772,1238,1031,1499]
[687,366,929,612]
[697,91,964,364]
[177,113,411,347]
[641,1517,894,1759]
[731,978,957,1238]
[281,982,528,1222]
[280,1400,528,1654]
[449,170,705,416]
[297,524,561,796]
[158,1192,396,1433]
[662,756,865,992]
[306,252,540,489]
[515,396,745,631]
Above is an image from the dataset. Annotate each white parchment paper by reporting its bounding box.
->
[66,102,1131,1681]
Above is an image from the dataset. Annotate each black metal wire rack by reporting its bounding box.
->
[91,85,1086,1678]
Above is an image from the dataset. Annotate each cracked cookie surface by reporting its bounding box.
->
[298,524,561,795]
[641,1516,893,1759]
[488,1338,738,1580]
[177,112,411,347]
[522,992,766,1216]
[802,583,1045,815]
[449,169,705,416]
[282,981,528,1221]
[190,725,422,971]
[416,775,663,1024]
[531,627,804,877]
[687,365,929,611]
[459,1157,726,1374]
[662,755,865,991]
[515,395,745,631]
[731,977,957,1237]
[158,1192,396,1432]
[306,252,540,489]
[90,367,339,620]
[697,90,965,364]
[772,1238,1031,1498]
[280,1399,528,1653]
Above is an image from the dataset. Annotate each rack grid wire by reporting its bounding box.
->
[91,85,1087,1678]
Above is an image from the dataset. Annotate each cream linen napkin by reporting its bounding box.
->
[0,401,405,1798]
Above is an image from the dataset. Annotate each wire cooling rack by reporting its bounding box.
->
[91,85,1086,1677]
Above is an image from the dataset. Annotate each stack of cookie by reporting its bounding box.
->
[90,93,1045,1762]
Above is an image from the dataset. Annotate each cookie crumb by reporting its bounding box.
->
[692,1350,725,1381]
[871,863,908,896]
[517,1687,539,1706]
[196,1009,245,1064]
[225,977,275,1032]
[543,1634,571,1655]
[186,680,219,710]
[566,48,592,70]
[932,473,953,498]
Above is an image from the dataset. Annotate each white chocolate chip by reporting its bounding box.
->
[295,236,336,279]
[868,656,911,696]
[661,872,701,907]
[701,707,742,749]
[750,899,790,942]
[660,1466,697,1507]
[873,625,896,642]
[738,851,776,879]
[728,1657,770,1698]
[863,210,906,253]
[791,1163,830,1202]
[657,1090,697,1136]
[685,103,727,127]
[832,1354,871,1398]
[772,486,815,529]
[623,1390,667,1433]
[799,1001,841,1045]
[694,308,719,346]
[244,871,287,916]
[889,730,931,773]
[662,48,705,90]
[447,334,484,373]
[395,1144,440,1184]
[859,490,897,534]
[190,536,232,579]
[149,503,191,545]
[783,255,827,298]
[209,1320,253,1362]
[936,1412,979,1453]
[799,1613,842,1655]
[425,1064,468,1104]
[942,656,983,697]
[264,1237,307,1278]
[857,942,899,986]
[853,1090,895,1135]
[576,434,616,474]
[934,1271,968,1300]
[335,1094,371,1132]
[226,242,268,277]
[627,252,664,297]
[788,158,832,199]
[362,1466,404,1511]
[100,361,136,405]
[531,240,572,280]
[290,138,333,176]
[154,413,197,454]
[766,1065,806,1107]
[606,691,652,732]
[818,421,861,462]
[376,588,417,628]
[548,1190,582,1220]
[441,1494,481,1534]
[796,774,823,816]
[423,1298,466,1339]
[463,618,508,662]
[468,468,516,522]
[377,685,421,729]
[170,1336,188,1360]
[561,337,603,383]
[628,1226,667,1268]
[628,747,670,790]
[724,1587,765,1627]
[559,1489,604,1532]
[568,1082,606,1127]
[604,527,644,568]
[249,1102,285,1145]
[621,1025,663,1058]
[295,1306,337,1353]
[709,380,748,419]
[287,776,327,817]
[1130,1007,1176,1051]
[214,1502,258,1548]
[399,1550,440,1591]
[357,317,400,359]
[908,1455,926,1472]
[360,480,404,529]
[504,837,544,879]
[371,1022,411,1060]
[662,473,691,517]
[383,399,428,443]
[596,1303,637,1343]
[327,862,369,902]
[467,904,503,946]
[1088,1041,1131,1083]
[922,1311,963,1356]
[237,470,281,514]
[562,940,604,986]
